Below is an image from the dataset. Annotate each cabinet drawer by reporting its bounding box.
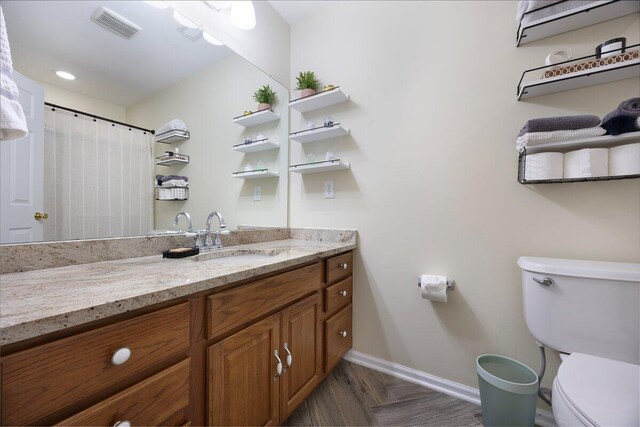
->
[324,304,353,372]
[56,359,190,426]
[325,252,352,285]
[324,277,352,315]
[1,303,190,426]
[208,263,321,340]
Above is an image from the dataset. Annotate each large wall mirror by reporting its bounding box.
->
[1,0,289,244]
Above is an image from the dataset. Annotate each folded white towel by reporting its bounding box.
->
[162,179,189,188]
[0,7,27,141]
[516,127,606,152]
[157,119,188,135]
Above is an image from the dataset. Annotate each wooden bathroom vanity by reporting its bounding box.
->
[0,247,354,426]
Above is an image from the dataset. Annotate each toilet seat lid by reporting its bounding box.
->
[557,353,639,426]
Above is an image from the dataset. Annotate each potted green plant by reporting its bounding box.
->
[252,85,277,111]
[296,71,320,98]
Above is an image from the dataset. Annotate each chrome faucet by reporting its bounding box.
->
[172,211,193,233]
[203,211,229,250]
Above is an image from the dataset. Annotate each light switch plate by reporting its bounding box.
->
[254,186,261,201]
[324,180,335,199]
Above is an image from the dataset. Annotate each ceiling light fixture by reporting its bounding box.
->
[229,1,256,30]
[144,1,169,9]
[173,10,199,29]
[203,31,224,46]
[55,70,76,80]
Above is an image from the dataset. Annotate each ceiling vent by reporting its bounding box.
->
[177,26,203,42]
[91,7,141,39]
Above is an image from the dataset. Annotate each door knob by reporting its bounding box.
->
[34,212,49,220]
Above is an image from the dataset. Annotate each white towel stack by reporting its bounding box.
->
[0,6,28,141]
[157,119,188,135]
[516,127,606,152]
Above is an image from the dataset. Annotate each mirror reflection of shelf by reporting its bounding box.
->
[155,153,190,166]
[290,124,350,143]
[155,130,190,144]
[155,186,189,201]
[289,159,350,174]
[231,169,279,179]
[232,138,280,153]
[517,47,640,100]
[289,87,350,113]
[517,0,640,46]
[232,109,280,127]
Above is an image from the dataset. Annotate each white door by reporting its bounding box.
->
[0,71,45,243]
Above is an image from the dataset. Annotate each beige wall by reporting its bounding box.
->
[38,82,126,122]
[127,54,289,231]
[169,1,291,88]
[289,0,640,400]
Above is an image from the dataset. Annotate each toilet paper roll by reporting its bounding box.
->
[563,148,609,178]
[525,152,564,180]
[419,274,448,303]
[609,143,640,176]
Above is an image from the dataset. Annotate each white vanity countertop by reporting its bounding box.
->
[0,237,356,346]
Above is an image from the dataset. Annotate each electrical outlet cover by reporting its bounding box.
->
[254,186,261,201]
[324,180,335,199]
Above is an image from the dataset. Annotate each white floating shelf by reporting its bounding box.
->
[517,0,640,46]
[524,131,640,154]
[156,130,190,144]
[289,87,350,113]
[231,169,279,179]
[155,157,190,166]
[232,139,280,153]
[290,125,350,143]
[232,109,280,127]
[518,58,640,100]
[289,160,350,174]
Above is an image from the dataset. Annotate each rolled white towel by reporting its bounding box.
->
[0,7,28,141]
[563,148,609,178]
[525,152,564,180]
[516,127,606,152]
[157,119,188,135]
[609,143,640,176]
[162,179,189,188]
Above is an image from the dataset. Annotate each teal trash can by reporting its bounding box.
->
[476,354,538,427]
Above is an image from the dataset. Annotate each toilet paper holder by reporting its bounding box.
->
[417,276,455,291]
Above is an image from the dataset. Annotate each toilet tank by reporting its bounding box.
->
[518,257,640,365]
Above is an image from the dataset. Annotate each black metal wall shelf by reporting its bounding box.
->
[517,0,640,46]
[517,45,639,100]
[517,149,639,184]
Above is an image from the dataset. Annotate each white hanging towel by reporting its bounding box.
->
[0,6,28,141]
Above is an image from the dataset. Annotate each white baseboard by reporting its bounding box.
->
[344,350,556,427]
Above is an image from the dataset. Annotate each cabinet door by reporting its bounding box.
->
[208,313,281,426]
[280,293,322,418]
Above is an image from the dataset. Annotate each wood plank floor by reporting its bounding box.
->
[285,360,484,426]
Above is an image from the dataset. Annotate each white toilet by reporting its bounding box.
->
[518,257,640,427]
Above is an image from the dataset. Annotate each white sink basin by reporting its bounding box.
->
[191,248,286,263]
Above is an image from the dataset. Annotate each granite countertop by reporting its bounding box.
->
[0,237,356,346]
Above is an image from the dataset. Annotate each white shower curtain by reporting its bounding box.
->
[43,107,154,241]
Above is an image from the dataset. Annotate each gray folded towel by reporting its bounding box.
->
[602,97,640,123]
[518,115,601,136]
[156,175,189,185]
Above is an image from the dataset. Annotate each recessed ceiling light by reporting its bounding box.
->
[173,10,199,29]
[230,1,256,30]
[203,31,224,46]
[55,70,76,80]
[144,1,169,9]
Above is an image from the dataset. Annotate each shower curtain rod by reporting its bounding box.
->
[45,102,155,134]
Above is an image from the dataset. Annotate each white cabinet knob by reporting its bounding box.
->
[339,330,348,338]
[339,290,348,297]
[339,263,348,270]
[113,421,131,427]
[111,347,131,366]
